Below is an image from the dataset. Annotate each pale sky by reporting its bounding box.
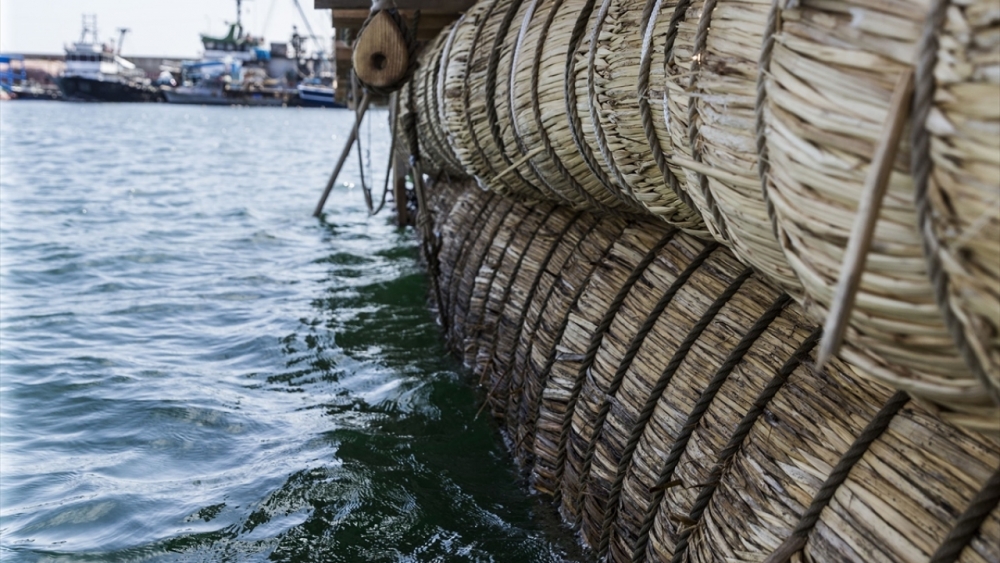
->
[0,0,332,58]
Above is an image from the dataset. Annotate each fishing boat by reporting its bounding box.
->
[162,58,293,107]
[57,15,160,103]
[161,59,235,105]
[199,0,269,63]
[163,0,301,107]
[294,79,343,108]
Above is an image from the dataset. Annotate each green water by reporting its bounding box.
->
[0,102,585,562]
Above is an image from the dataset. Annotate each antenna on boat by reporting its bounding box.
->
[234,0,255,38]
[290,0,326,57]
[116,28,130,56]
[81,14,98,44]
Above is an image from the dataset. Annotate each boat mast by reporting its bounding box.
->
[291,0,325,56]
[80,14,98,44]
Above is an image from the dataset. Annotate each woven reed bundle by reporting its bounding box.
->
[423,179,1000,562]
[642,354,1000,563]
[580,251,784,557]
[570,234,744,549]
[617,280,816,561]
[660,2,713,232]
[412,31,443,169]
[417,25,469,177]
[488,208,591,420]
[428,180,503,349]
[416,2,999,403]
[505,214,630,466]
[511,220,669,514]
[395,74,420,155]
[429,184,489,322]
[460,0,554,200]
[565,0,658,215]
[459,198,533,368]
[546,225,671,520]
[486,209,596,423]
[468,200,558,403]
[411,28,458,175]
[435,185,502,343]
[914,0,999,398]
[655,0,802,294]
[432,26,473,179]
[586,0,708,233]
[511,213,631,482]
[517,0,639,212]
[438,0,498,181]
[507,0,601,210]
[489,0,576,207]
[760,0,999,430]
[447,194,518,351]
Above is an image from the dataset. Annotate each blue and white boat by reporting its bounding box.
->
[295,79,343,108]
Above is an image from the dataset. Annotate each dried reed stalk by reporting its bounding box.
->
[508,0,595,208]
[507,214,629,466]
[414,27,466,176]
[671,0,802,293]
[439,0,512,192]
[467,0,552,200]
[461,200,535,368]
[450,196,518,351]
[664,2,712,234]
[761,1,997,430]
[425,180,1000,562]
[548,225,670,520]
[564,225,680,529]
[918,0,1000,396]
[588,0,707,232]
[491,0,575,206]
[494,209,592,435]
[533,0,637,211]
[471,202,557,414]
[520,214,629,487]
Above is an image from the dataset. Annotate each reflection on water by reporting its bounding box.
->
[0,102,585,562]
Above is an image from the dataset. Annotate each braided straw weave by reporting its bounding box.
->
[661,0,803,294]
[412,24,467,177]
[438,0,510,191]
[508,0,602,208]
[587,0,707,233]
[476,0,553,200]
[403,0,1000,432]
[760,0,997,430]
[425,179,1000,562]
[529,0,637,211]
[913,0,999,399]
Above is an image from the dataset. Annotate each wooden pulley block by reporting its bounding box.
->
[352,10,409,89]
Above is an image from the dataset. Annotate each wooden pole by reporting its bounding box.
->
[386,92,410,227]
[312,91,372,218]
[393,141,410,227]
[816,69,914,369]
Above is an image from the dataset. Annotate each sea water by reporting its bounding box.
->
[0,102,585,562]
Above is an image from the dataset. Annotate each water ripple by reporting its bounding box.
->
[0,102,585,563]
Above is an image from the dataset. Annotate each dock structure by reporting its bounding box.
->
[315,0,473,102]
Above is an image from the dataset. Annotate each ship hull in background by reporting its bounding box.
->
[58,76,162,103]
